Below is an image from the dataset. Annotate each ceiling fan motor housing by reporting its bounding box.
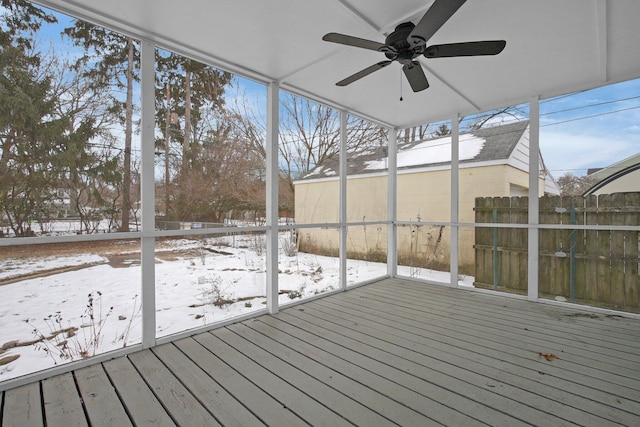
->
[384,23,416,62]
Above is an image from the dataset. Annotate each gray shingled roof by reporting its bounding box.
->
[300,120,530,180]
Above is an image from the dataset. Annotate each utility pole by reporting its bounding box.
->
[164,83,171,219]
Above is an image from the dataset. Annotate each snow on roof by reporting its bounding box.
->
[298,120,529,181]
[365,133,485,171]
[304,165,338,178]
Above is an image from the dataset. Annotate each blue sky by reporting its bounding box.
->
[26,6,640,179]
[538,79,640,177]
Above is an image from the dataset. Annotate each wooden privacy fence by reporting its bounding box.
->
[475,193,640,312]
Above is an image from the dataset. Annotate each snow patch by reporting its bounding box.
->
[364,134,485,171]
[305,165,336,178]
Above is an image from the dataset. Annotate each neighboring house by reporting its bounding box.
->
[584,153,640,196]
[52,188,73,218]
[294,120,560,274]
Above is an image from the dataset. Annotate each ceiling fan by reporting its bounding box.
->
[322,0,506,92]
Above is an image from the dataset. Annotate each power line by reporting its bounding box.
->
[457,94,640,128]
[540,91,583,104]
[540,105,640,127]
[540,95,640,117]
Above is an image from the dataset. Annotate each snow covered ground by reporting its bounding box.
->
[0,234,472,382]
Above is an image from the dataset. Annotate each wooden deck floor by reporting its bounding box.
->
[2,278,640,426]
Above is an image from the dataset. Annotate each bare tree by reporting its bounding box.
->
[398,105,527,142]
[556,172,597,196]
[230,93,385,200]
[279,95,384,183]
[170,109,266,223]
[155,51,232,219]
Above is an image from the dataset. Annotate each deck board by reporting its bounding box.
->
[151,343,263,427]
[2,278,640,426]
[102,356,175,426]
[128,349,222,426]
[42,373,88,427]
[173,336,304,426]
[194,330,353,427]
[278,307,581,425]
[2,382,42,427]
[226,321,428,426]
[74,363,132,427]
[256,311,503,426]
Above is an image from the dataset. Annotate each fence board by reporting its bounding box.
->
[596,195,612,303]
[624,193,640,308]
[513,197,529,291]
[569,196,585,301]
[538,196,556,296]
[609,193,627,306]
[474,197,495,289]
[583,195,600,303]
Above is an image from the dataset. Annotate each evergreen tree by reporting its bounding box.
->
[0,1,63,236]
[2,1,120,236]
[63,21,140,231]
[433,123,451,137]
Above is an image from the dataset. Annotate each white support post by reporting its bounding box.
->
[140,39,156,348]
[450,115,460,287]
[266,82,280,314]
[528,97,540,301]
[339,110,348,290]
[387,128,398,277]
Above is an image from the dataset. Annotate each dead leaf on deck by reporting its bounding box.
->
[539,352,559,361]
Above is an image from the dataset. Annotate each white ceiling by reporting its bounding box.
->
[36,0,640,129]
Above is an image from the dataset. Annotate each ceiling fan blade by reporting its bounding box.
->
[409,0,467,47]
[424,40,506,58]
[322,32,388,52]
[336,61,393,86]
[403,61,429,92]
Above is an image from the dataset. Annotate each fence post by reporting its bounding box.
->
[623,193,640,309]
[570,206,576,303]
[492,207,498,290]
